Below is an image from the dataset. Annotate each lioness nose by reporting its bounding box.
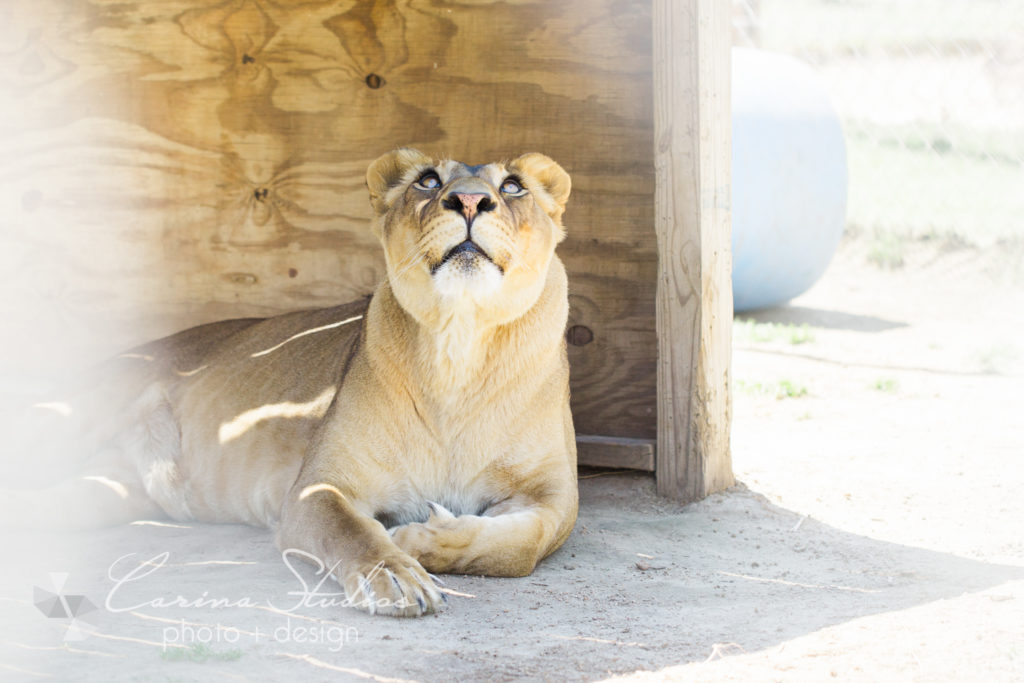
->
[444,192,494,223]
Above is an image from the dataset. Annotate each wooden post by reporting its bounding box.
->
[652,0,734,501]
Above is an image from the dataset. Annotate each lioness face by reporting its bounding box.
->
[367,149,571,327]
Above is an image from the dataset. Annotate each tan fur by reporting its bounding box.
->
[3,150,578,617]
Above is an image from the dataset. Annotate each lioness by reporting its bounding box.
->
[4,149,578,617]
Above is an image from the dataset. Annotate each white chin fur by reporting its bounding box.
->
[432,258,503,302]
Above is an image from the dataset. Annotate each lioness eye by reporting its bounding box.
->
[415,172,441,191]
[501,178,524,195]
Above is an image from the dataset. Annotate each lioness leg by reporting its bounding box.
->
[276,482,446,617]
[389,494,577,578]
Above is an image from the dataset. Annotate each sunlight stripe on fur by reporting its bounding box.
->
[250,315,363,358]
[32,401,73,416]
[82,476,129,499]
[218,387,336,444]
[298,482,347,502]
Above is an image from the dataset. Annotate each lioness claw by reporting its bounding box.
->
[426,500,456,521]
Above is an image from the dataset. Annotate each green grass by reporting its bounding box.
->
[737,379,809,400]
[160,643,243,663]
[871,378,900,393]
[845,129,1024,247]
[866,232,906,269]
[974,344,1019,375]
[734,319,816,345]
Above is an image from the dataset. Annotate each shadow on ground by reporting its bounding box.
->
[738,305,907,333]
[1,472,1020,681]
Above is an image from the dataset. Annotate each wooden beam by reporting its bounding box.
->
[651,0,734,501]
[576,435,655,471]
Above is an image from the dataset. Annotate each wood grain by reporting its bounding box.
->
[1,0,661,446]
[652,0,735,500]
[576,435,655,472]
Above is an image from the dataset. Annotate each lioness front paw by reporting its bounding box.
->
[389,501,470,573]
[340,553,446,617]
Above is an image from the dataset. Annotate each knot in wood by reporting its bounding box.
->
[567,325,594,346]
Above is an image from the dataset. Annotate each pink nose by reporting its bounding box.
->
[454,193,489,221]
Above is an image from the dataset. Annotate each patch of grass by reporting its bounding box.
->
[160,643,243,664]
[776,380,809,399]
[736,380,769,398]
[866,232,906,269]
[844,123,1024,249]
[871,378,900,393]
[737,379,810,400]
[974,344,1019,375]
[734,319,816,345]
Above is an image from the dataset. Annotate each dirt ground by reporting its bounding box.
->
[1,236,1022,681]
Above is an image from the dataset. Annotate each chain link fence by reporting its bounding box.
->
[732,0,1024,261]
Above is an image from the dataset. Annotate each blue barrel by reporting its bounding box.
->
[731,47,848,311]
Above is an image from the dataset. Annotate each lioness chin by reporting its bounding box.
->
[3,149,578,617]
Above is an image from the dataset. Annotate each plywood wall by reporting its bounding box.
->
[0,0,657,440]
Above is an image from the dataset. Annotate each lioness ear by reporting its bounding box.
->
[510,153,572,221]
[366,148,432,215]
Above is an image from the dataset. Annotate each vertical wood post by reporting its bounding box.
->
[652,0,734,501]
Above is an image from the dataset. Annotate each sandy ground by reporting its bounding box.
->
[1,237,1022,682]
